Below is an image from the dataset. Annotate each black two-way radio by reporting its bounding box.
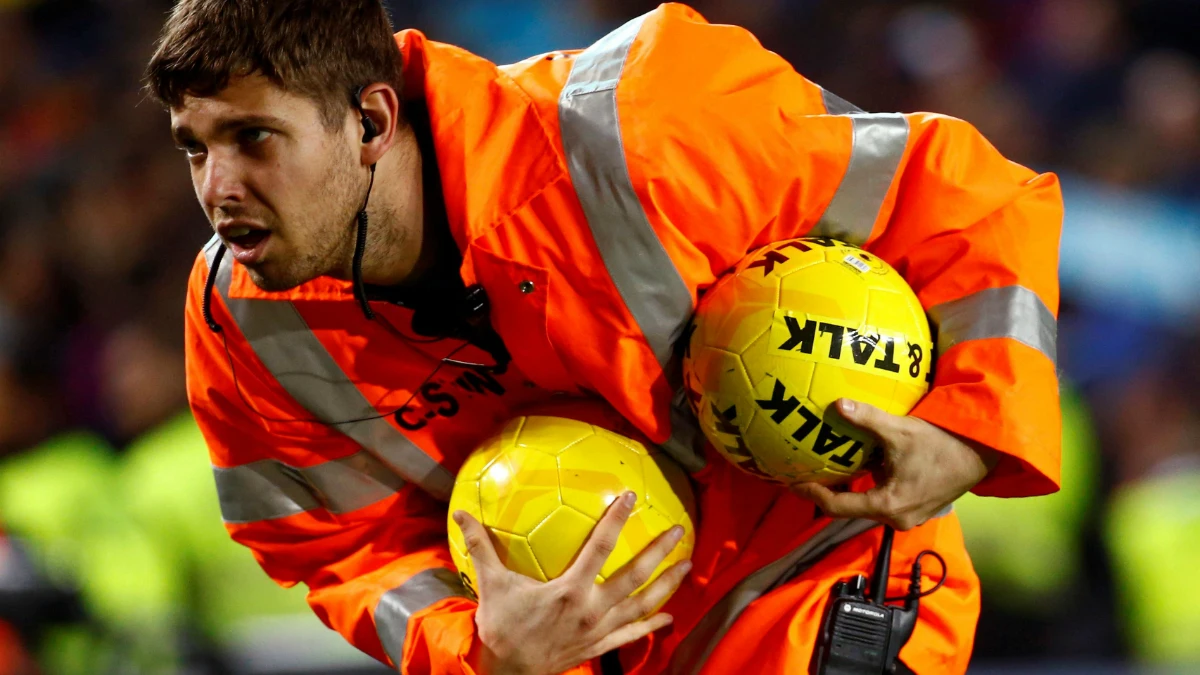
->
[813,526,947,675]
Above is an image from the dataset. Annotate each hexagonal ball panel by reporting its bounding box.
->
[492,529,547,582]
[598,503,675,583]
[513,415,595,456]
[558,436,645,520]
[479,446,561,535]
[592,426,649,457]
[865,288,921,339]
[527,505,595,580]
[455,437,507,483]
[807,360,896,412]
[779,263,869,328]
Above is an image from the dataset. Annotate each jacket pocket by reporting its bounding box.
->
[469,247,579,394]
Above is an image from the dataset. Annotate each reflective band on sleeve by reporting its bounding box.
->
[558,14,694,369]
[213,451,405,524]
[213,460,319,524]
[204,237,456,502]
[820,87,864,115]
[810,114,910,246]
[927,285,1057,367]
[666,517,880,675]
[375,568,470,666]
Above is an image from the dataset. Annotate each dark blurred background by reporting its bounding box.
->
[0,0,1196,673]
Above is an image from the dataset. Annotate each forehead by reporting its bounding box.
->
[169,74,322,133]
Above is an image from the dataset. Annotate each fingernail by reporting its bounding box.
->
[680,561,693,574]
[670,525,684,541]
[452,511,464,525]
[840,399,856,414]
[662,614,674,625]
[624,491,637,506]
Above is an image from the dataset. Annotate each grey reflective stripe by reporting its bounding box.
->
[810,114,910,246]
[213,461,319,523]
[559,14,693,369]
[928,285,1057,367]
[213,451,405,524]
[660,388,707,473]
[375,568,469,666]
[666,517,880,675]
[204,237,455,502]
[820,87,864,115]
[303,451,407,512]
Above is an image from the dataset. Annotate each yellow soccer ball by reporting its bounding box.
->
[683,237,933,486]
[447,416,695,600]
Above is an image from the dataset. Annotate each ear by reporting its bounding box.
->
[355,83,402,166]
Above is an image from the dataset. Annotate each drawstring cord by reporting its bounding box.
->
[202,244,226,333]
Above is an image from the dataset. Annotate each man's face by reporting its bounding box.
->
[170,74,363,290]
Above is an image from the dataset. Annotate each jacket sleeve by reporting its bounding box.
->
[183,256,485,674]
[626,4,1062,497]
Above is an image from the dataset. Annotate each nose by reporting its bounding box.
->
[198,149,248,212]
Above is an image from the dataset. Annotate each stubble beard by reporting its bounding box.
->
[247,147,364,292]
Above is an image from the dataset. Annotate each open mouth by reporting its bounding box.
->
[224,227,271,264]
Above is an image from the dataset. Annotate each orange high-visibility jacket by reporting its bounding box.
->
[184,4,1062,674]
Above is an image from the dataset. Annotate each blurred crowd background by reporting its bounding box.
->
[0,0,1197,673]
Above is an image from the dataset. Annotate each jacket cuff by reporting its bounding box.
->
[911,383,1061,498]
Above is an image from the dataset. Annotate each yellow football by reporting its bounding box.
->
[447,416,695,601]
[683,237,934,486]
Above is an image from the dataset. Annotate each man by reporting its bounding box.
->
[148,1,1063,673]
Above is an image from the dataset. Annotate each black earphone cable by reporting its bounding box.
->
[885,549,947,603]
[351,163,377,320]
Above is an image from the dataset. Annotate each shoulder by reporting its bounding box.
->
[595,4,832,203]
[616,4,825,116]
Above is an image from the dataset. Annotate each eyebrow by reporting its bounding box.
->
[171,114,287,144]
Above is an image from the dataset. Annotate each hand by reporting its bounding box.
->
[791,398,1001,531]
[454,491,692,675]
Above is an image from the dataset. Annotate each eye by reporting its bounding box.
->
[239,128,272,145]
[177,140,206,158]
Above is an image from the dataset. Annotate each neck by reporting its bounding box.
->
[352,122,432,287]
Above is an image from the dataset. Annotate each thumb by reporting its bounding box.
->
[792,481,889,521]
[790,481,836,505]
[453,510,504,580]
[835,398,901,440]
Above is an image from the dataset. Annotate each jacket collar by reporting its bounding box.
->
[227,30,559,301]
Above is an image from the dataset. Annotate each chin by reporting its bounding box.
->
[245,264,314,292]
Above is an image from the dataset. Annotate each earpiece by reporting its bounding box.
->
[360,114,380,143]
[353,85,380,143]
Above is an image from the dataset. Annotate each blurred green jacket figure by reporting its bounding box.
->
[954,386,1100,610]
[0,430,176,674]
[1106,463,1200,665]
[0,413,373,674]
[120,412,375,671]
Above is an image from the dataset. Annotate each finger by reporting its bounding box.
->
[835,398,905,442]
[601,523,686,604]
[453,510,505,582]
[602,559,692,632]
[584,613,674,661]
[792,482,894,523]
[568,491,637,582]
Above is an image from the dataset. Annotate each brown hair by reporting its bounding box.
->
[144,0,404,129]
